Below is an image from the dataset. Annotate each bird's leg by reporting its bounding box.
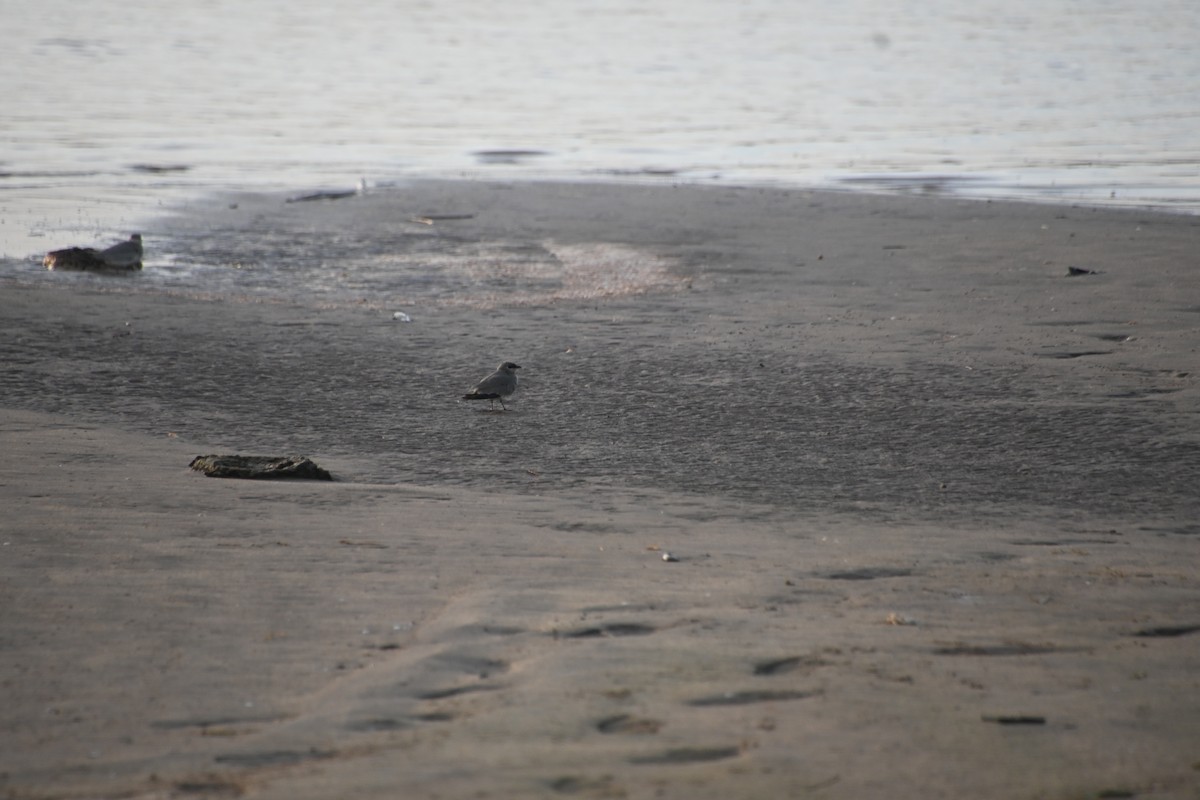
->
[499,398,507,411]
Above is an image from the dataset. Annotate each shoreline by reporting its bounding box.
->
[2,180,1198,798]
[5,170,1199,266]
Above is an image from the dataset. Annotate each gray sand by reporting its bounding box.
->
[1,181,1198,798]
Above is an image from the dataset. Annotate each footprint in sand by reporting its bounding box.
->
[557,621,657,638]
[629,746,742,765]
[752,654,831,675]
[688,689,822,706]
[595,714,663,735]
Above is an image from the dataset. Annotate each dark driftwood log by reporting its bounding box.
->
[44,248,114,272]
[45,234,143,272]
[189,454,333,481]
[44,247,142,272]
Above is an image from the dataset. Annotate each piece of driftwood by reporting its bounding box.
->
[44,247,127,272]
[286,189,357,203]
[189,454,333,481]
[45,234,143,272]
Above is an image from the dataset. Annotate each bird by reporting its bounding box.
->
[98,234,143,269]
[463,362,521,411]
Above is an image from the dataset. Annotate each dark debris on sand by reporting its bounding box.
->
[189,454,333,481]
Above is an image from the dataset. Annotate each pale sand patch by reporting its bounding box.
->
[1,409,1197,799]
[444,241,684,308]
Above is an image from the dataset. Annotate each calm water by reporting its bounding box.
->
[2,0,1198,262]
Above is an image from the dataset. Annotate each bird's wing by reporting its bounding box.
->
[471,370,510,395]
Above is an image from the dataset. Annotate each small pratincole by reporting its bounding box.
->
[462,361,521,411]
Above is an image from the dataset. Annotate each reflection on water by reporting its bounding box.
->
[2,0,1198,258]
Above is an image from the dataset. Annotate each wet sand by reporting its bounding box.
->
[2,181,1199,799]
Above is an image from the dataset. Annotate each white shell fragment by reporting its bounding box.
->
[392,311,412,322]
